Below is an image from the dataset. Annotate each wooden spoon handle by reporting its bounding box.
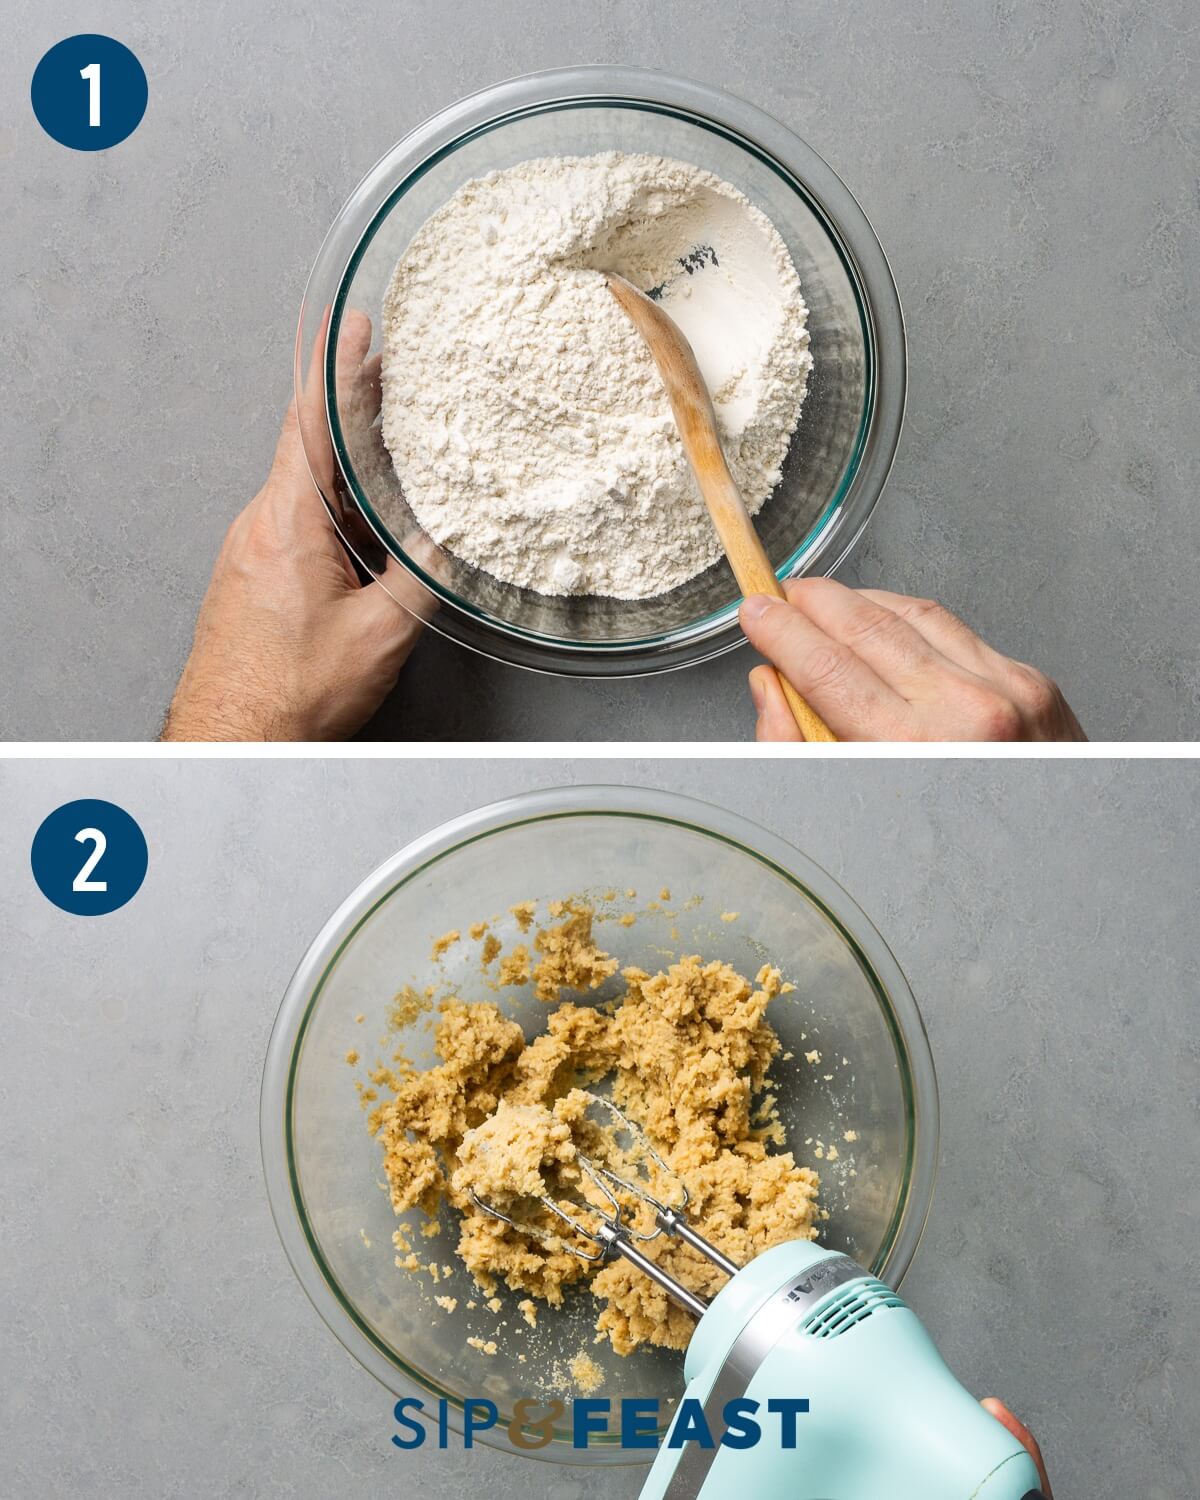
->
[671,413,837,744]
[603,273,836,743]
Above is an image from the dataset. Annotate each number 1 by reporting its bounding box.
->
[73,828,108,892]
[80,62,100,127]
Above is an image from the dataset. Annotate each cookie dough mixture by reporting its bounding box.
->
[380,152,812,599]
[368,902,820,1354]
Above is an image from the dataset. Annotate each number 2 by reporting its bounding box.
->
[73,828,108,892]
[80,62,100,127]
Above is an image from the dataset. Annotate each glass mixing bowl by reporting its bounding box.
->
[296,67,906,676]
[261,786,937,1465]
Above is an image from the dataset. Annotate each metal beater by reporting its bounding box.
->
[470,1093,739,1318]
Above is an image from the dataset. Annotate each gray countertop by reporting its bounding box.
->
[3,757,1197,1496]
[3,1,1199,740]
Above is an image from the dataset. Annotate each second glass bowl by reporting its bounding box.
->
[261,786,937,1464]
[297,67,906,675]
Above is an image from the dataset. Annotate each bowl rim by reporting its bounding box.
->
[260,784,939,1466]
[296,65,908,678]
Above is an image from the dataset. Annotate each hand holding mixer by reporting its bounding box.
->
[472,1096,1048,1500]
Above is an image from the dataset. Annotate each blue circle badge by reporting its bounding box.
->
[31,35,148,151]
[31,800,149,916]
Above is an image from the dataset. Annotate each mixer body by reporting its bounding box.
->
[637,1241,1044,1500]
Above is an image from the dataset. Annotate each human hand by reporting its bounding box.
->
[981,1397,1053,1497]
[740,580,1085,743]
[162,310,431,742]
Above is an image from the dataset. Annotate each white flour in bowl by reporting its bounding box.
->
[380,152,812,599]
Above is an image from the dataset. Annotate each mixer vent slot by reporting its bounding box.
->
[802,1278,904,1339]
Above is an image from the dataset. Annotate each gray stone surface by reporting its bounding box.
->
[2,758,1197,1496]
[2,1,1198,740]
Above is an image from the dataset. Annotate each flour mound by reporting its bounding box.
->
[380,152,812,599]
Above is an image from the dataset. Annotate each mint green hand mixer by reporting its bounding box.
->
[474,1097,1047,1500]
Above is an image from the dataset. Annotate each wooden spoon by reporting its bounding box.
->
[605,272,837,743]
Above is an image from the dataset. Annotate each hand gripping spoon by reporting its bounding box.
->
[605,272,837,744]
[473,1095,1047,1499]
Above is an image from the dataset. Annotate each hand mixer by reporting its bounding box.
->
[472,1097,1047,1500]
